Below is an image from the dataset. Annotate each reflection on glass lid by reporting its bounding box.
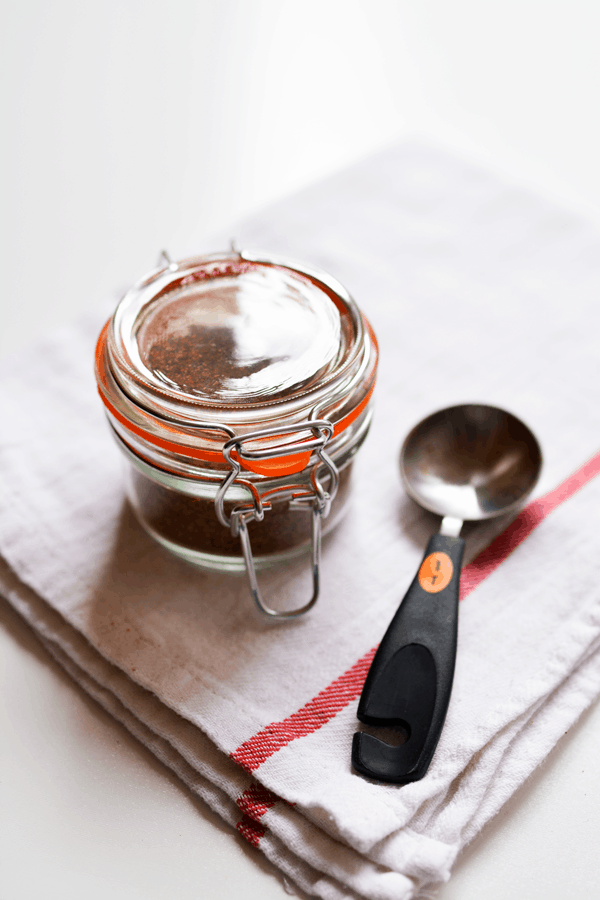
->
[134,266,342,401]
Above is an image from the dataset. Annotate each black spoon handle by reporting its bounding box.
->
[352,533,465,784]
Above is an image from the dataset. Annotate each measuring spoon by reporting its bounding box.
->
[352,404,542,784]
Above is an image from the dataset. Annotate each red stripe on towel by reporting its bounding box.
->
[236,814,266,847]
[460,449,600,598]
[236,782,280,820]
[231,449,600,776]
[235,783,282,847]
[231,648,378,772]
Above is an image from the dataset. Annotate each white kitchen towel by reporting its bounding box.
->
[3,143,600,899]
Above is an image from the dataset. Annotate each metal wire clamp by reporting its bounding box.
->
[215,420,339,619]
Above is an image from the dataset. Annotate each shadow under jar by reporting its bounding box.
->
[95,249,378,618]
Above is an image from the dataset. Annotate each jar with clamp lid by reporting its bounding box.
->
[95,248,378,618]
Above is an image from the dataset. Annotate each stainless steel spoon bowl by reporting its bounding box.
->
[401,404,542,534]
[352,404,542,784]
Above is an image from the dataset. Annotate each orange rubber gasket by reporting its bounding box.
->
[95,317,378,477]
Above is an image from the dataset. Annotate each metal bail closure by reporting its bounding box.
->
[215,420,339,619]
[238,503,323,619]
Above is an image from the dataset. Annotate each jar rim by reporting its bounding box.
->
[111,250,364,411]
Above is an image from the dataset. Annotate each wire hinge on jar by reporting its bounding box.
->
[214,419,339,619]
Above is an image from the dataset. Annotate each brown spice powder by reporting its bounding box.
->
[130,464,353,558]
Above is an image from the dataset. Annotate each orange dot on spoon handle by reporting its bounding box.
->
[418,552,454,593]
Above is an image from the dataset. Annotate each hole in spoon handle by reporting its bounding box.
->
[352,533,465,784]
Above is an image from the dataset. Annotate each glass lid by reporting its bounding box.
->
[132,264,342,403]
[102,251,372,435]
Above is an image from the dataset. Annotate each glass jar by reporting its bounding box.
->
[95,248,378,618]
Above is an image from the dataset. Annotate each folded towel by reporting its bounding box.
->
[2,143,600,899]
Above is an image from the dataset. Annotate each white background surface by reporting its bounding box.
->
[2,2,600,897]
